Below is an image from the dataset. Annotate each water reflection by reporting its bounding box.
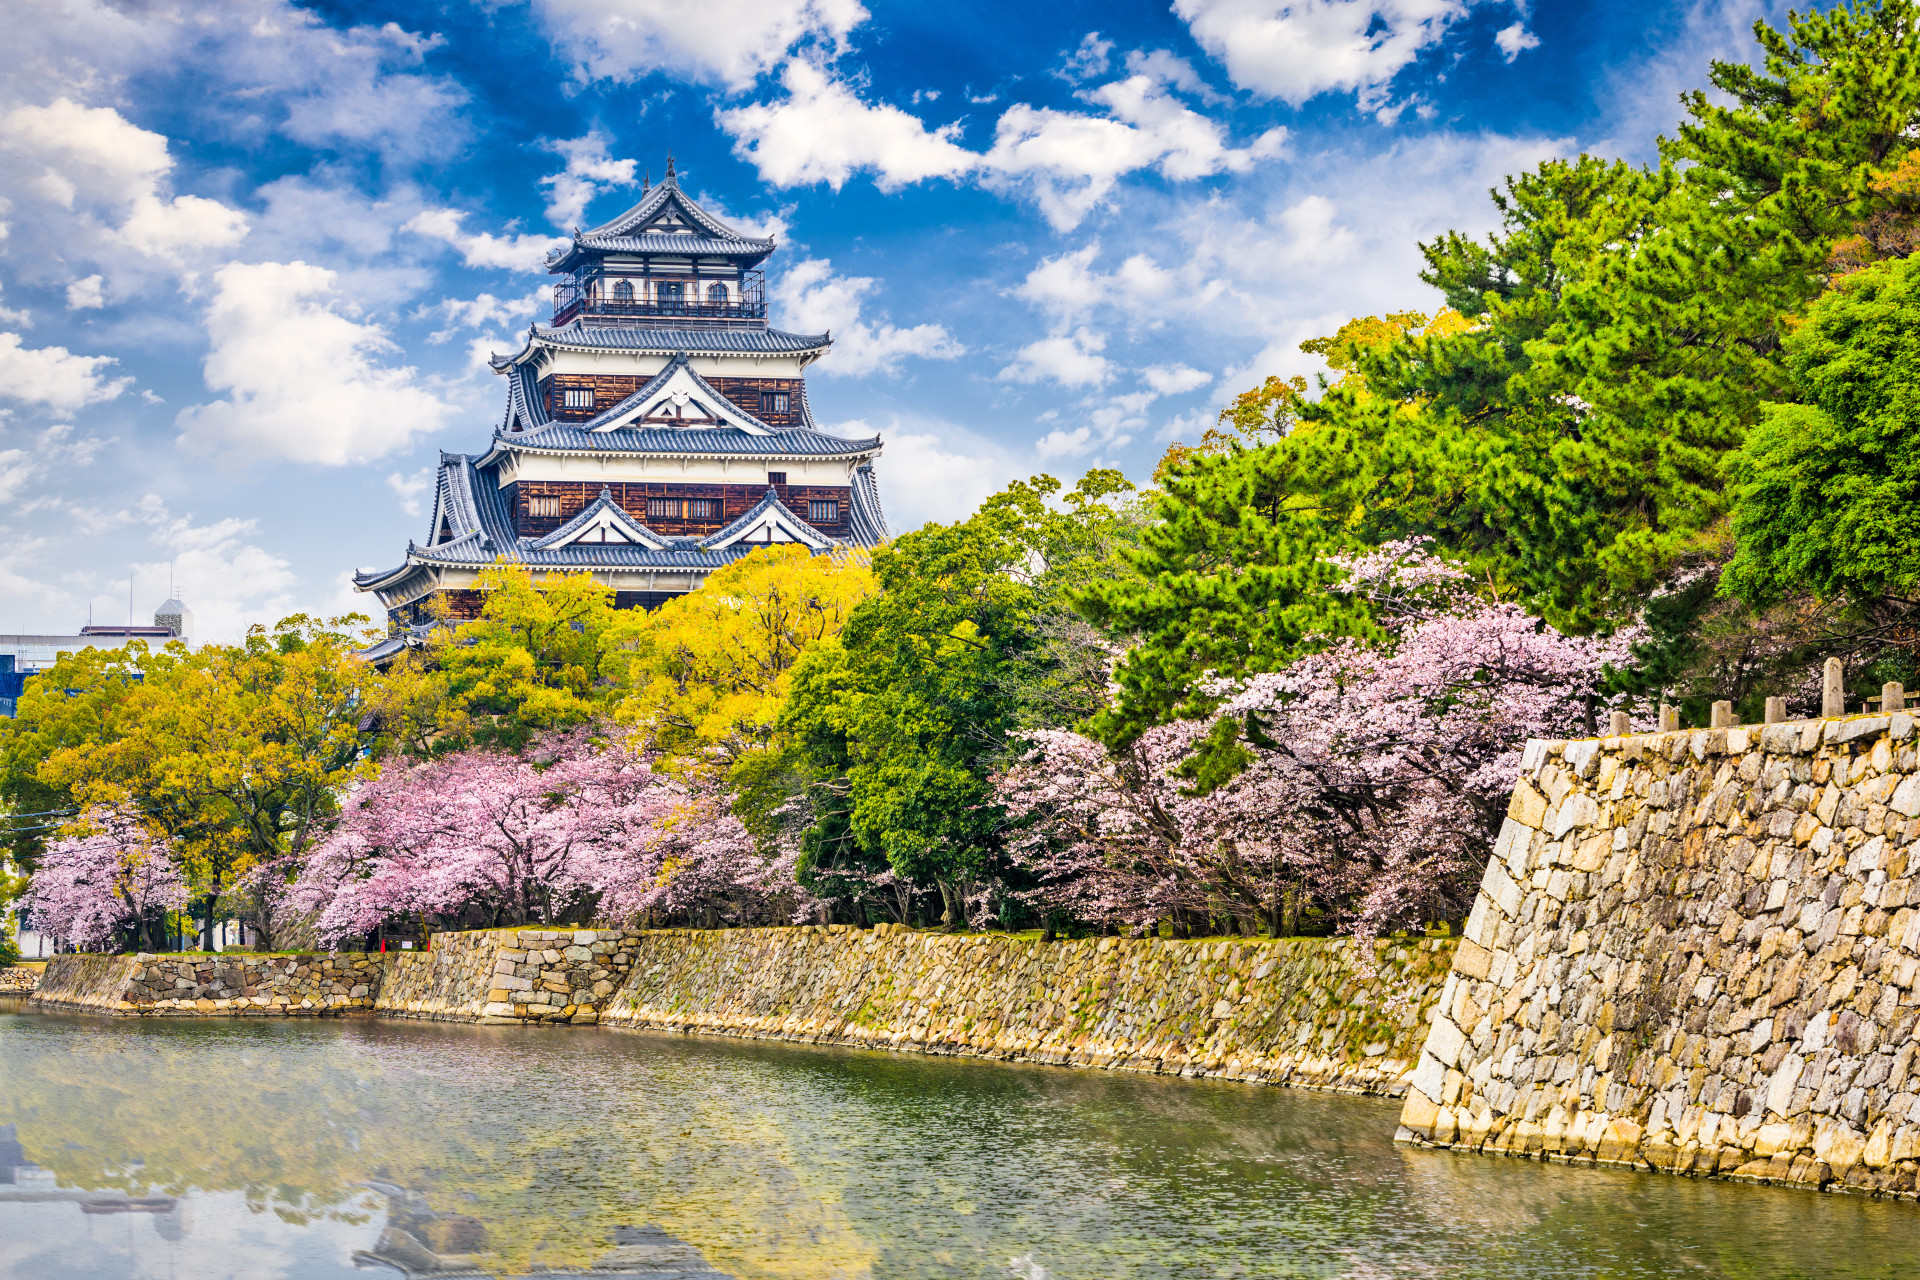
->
[4,1004,1920,1279]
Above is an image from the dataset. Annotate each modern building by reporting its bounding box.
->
[353,160,887,633]
[0,600,192,717]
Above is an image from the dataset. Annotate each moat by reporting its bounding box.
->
[4,1001,1920,1280]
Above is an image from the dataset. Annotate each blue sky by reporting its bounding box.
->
[1,0,1788,640]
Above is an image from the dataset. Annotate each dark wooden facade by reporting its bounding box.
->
[539,373,805,427]
[507,480,853,540]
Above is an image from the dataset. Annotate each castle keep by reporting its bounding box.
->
[355,163,887,630]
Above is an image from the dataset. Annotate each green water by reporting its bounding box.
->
[3,1002,1919,1279]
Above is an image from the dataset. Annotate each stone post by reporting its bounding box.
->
[1885,682,1906,713]
[1764,696,1787,724]
[1823,658,1845,718]
[1659,703,1680,733]
[1608,710,1630,737]
[1710,700,1736,728]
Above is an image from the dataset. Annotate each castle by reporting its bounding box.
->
[354,161,886,636]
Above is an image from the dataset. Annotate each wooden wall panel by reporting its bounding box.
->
[506,480,853,540]
[538,373,806,426]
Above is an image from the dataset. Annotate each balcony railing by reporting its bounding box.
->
[553,271,767,329]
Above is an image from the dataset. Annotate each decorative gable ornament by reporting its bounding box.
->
[700,489,834,552]
[530,489,669,550]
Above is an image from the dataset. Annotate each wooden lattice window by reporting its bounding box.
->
[763,391,790,417]
[562,387,593,409]
[648,498,716,520]
[807,499,839,523]
[529,496,562,518]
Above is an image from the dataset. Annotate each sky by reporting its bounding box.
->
[0,0,1794,642]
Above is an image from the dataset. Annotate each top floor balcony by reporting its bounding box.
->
[553,270,766,329]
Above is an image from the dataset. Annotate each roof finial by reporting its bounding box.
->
[643,168,650,194]
[665,153,677,183]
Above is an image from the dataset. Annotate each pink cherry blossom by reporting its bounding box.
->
[25,803,188,952]
[290,732,805,943]
[997,542,1638,936]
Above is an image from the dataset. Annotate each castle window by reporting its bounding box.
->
[707,282,729,304]
[763,391,790,417]
[658,281,684,305]
[648,497,717,520]
[611,280,634,302]
[562,387,593,409]
[766,472,786,487]
[808,499,839,523]
[529,496,562,518]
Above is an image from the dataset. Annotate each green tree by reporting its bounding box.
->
[1725,254,1920,608]
[38,616,386,948]
[432,564,616,750]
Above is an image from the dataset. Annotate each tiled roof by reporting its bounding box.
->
[546,177,776,273]
[847,460,890,546]
[489,322,830,369]
[494,423,882,459]
[570,232,772,257]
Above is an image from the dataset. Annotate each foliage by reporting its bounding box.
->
[1002,545,1630,936]
[1725,253,1920,609]
[602,544,875,768]
[25,803,188,952]
[23,616,386,949]
[432,565,617,750]
[291,731,788,942]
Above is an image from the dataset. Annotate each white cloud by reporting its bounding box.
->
[66,274,105,310]
[1036,425,1094,459]
[778,258,964,376]
[1061,32,1115,82]
[386,466,435,516]
[540,132,639,227]
[999,328,1113,389]
[1494,22,1540,60]
[530,0,869,88]
[175,260,454,466]
[134,497,299,644]
[720,57,1280,225]
[426,288,548,343]
[1173,0,1474,110]
[851,416,1023,528]
[1142,363,1212,395]
[405,208,567,272]
[0,98,249,272]
[0,332,130,414]
[984,73,1286,229]
[719,60,977,191]
[1014,242,1190,325]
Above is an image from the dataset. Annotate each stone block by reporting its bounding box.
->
[1454,939,1491,981]
[1509,780,1548,830]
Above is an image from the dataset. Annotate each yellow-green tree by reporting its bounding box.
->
[432,563,617,749]
[24,616,393,948]
[602,545,875,767]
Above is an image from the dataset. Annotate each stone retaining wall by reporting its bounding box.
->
[1398,713,1920,1195]
[26,928,1453,1096]
[30,953,381,1016]
[375,928,643,1024]
[605,929,1456,1094]
[0,965,38,994]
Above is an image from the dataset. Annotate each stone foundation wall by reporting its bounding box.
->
[30,953,381,1016]
[605,928,1456,1094]
[24,928,1453,1097]
[1398,713,1920,1195]
[375,928,643,1025]
[0,965,39,993]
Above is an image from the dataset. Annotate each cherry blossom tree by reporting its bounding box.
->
[291,732,806,943]
[26,803,188,952]
[997,542,1637,936]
